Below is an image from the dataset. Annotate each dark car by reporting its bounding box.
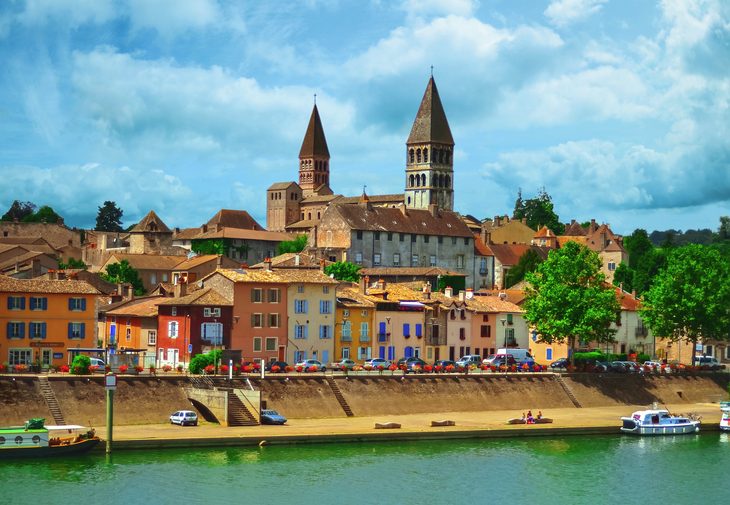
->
[435,359,457,370]
[397,357,428,372]
[550,358,570,369]
[265,361,289,372]
[490,356,518,368]
[260,409,287,425]
[240,361,262,372]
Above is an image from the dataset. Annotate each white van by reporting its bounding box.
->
[497,348,533,363]
[696,356,721,367]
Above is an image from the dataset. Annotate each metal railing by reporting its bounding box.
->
[360,334,371,343]
[378,333,389,343]
[341,335,352,342]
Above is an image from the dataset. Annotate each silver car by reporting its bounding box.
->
[364,358,391,369]
[295,359,327,372]
[170,410,198,426]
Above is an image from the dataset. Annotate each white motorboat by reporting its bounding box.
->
[721,402,730,432]
[620,409,700,435]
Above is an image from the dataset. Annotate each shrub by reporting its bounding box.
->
[189,350,222,374]
[15,364,28,373]
[445,364,455,372]
[388,364,397,371]
[162,365,172,372]
[105,365,112,373]
[271,365,281,373]
[308,365,318,373]
[70,355,92,375]
[176,365,184,373]
[637,354,651,363]
[220,365,229,374]
[61,365,69,373]
[134,365,143,373]
[0,364,6,374]
[204,365,215,373]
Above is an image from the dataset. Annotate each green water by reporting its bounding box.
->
[1,434,728,504]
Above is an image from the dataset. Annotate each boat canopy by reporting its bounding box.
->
[45,425,88,430]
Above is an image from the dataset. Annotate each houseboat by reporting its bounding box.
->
[620,409,700,436]
[721,402,730,432]
[0,419,100,459]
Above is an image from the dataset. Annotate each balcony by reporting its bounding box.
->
[341,335,352,342]
[428,337,446,346]
[635,327,648,338]
[360,334,371,343]
[378,333,390,343]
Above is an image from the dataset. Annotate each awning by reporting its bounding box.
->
[66,348,106,353]
[399,301,425,308]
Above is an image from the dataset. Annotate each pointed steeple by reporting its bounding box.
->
[407,77,453,146]
[298,104,331,196]
[299,104,330,158]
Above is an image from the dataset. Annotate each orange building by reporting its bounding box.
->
[1,275,99,368]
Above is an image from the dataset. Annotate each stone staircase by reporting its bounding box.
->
[188,373,214,390]
[555,375,582,408]
[326,377,354,417]
[227,391,259,427]
[38,376,66,425]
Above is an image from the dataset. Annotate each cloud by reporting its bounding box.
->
[399,0,479,19]
[544,0,608,28]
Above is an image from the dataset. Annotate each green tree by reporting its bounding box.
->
[124,222,138,232]
[58,257,87,270]
[1,200,36,221]
[513,187,562,233]
[504,249,543,289]
[189,350,222,374]
[523,241,622,366]
[324,261,361,282]
[191,238,250,259]
[22,205,61,223]
[623,229,654,270]
[95,201,124,232]
[276,234,308,255]
[100,259,146,296]
[70,355,92,375]
[639,245,730,365]
[612,261,633,292]
[632,249,667,295]
[713,216,730,244]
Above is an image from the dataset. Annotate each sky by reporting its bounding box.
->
[0,0,729,236]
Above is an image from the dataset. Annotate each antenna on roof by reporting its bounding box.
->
[313,93,316,105]
[363,184,367,193]
[431,65,433,77]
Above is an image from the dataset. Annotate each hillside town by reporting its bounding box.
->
[1,78,727,373]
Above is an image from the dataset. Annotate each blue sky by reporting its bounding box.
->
[1,0,729,235]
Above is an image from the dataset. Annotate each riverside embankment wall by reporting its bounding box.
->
[1,373,728,426]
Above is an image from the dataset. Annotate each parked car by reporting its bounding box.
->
[612,361,640,373]
[550,358,570,369]
[264,361,289,372]
[295,359,326,372]
[241,361,262,371]
[489,356,518,368]
[260,409,287,425]
[397,357,428,372]
[170,410,198,426]
[90,357,106,370]
[456,355,482,367]
[594,361,612,372]
[330,359,357,370]
[364,358,391,369]
[434,359,457,370]
[696,356,721,367]
[483,354,515,366]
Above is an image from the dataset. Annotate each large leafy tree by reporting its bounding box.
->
[100,259,146,296]
[623,229,654,270]
[504,248,543,289]
[277,234,308,255]
[639,245,730,364]
[513,187,562,233]
[1,200,36,221]
[22,205,61,223]
[95,201,124,232]
[523,241,621,366]
[613,229,666,296]
[324,261,361,282]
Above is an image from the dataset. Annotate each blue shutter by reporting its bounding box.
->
[403,323,410,336]
[320,301,324,313]
[69,299,74,311]
[329,326,332,339]
[304,300,309,313]
[302,351,307,360]
[6,297,11,310]
[304,325,308,339]
[30,298,36,310]
[19,322,25,339]
[379,346,385,359]
[322,350,329,364]
[81,298,87,311]
[42,323,47,339]
[319,325,324,339]
[379,322,386,333]
[20,297,25,310]
[405,346,413,358]
[6,322,11,338]
[29,323,34,339]
[416,324,422,336]
[546,349,552,360]
[81,323,86,339]
[68,323,73,339]
[42,298,48,310]
[388,346,394,360]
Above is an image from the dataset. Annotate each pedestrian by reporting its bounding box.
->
[538,411,543,420]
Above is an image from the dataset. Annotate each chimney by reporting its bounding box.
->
[57,217,64,225]
[359,193,372,211]
[31,258,41,278]
[428,204,438,218]
[423,283,431,300]
[466,288,474,300]
[378,278,386,290]
[591,219,596,227]
[445,286,453,298]
[175,227,180,234]
[632,289,637,299]
[458,291,465,301]
[400,204,408,217]
[571,219,576,225]
[14,258,19,273]
[522,217,527,225]
[264,257,272,271]
[216,255,222,268]
[320,259,326,272]
[565,223,570,234]
[174,278,187,298]
[493,216,499,227]
[359,276,368,295]
[295,254,300,266]
[620,282,624,292]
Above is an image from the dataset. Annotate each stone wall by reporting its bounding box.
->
[0,377,53,425]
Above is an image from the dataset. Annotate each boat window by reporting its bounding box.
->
[0,436,4,445]
[651,415,659,424]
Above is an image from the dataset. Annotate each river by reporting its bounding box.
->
[1,433,728,504]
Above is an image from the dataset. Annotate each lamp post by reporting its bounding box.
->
[500,319,507,368]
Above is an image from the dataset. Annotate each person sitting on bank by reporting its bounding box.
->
[538,411,543,420]
[521,413,526,422]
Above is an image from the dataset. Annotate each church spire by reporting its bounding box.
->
[298,104,331,196]
[405,77,455,212]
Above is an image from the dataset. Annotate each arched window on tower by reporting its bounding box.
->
[421,174,426,187]
[308,213,312,220]
[416,149,422,163]
[423,148,428,162]
[324,161,328,171]
[301,212,304,220]
[415,175,420,187]
[437,174,443,188]
[439,150,444,163]
[409,174,415,187]
[445,175,451,188]
[270,193,274,200]
[445,152,450,164]
[317,212,321,219]
[409,149,415,163]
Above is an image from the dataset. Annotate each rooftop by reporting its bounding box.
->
[157,288,233,307]
[0,275,100,295]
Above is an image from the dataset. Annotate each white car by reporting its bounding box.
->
[295,359,326,372]
[170,410,198,426]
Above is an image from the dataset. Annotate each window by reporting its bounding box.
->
[360,322,370,342]
[430,255,436,267]
[295,300,308,313]
[295,325,307,339]
[393,253,400,266]
[341,322,352,341]
[374,232,380,241]
[403,323,410,336]
[416,324,422,336]
[387,232,393,241]
[69,322,84,340]
[342,309,350,317]
[268,314,280,328]
[30,322,45,339]
[30,297,47,311]
[320,300,332,314]
[480,258,487,274]
[251,313,263,328]
[69,297,86,311]
[8,322,23,339]
[374,253,381,266]
[356,230,363,240]
[267,288,281,303]
[162,274,168,282]
[171,307,177,316]
[323,285,330,294]
[411,234,417,243]
[251,288,263,303]
[505,328,516,346]
[126,328,131,342]
[438,236,443,244]
[355,253,363,265]
[358,347,372,360]
[151,274,157,285]
[319,325,332,339]
[460,328,466,340]
[201,323,222,344]
[412,254,418,267]
[608,262,616,271]
[168,321,179,338]
[452,237,457,245]
[212,308,221,317]
[341,347,350,359]
[399,233,404,242]
[265,337,277,351]
[253,337,262,352]
[298,285,304,293]
[464,238,470,245]
[456,255,465,269]
[481,325,491,338]
[126,318,131,326]
[204,308,211,317]
[361,310,368,317]
[148,331,156,345]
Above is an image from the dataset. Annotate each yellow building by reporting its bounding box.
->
[335,286,376,363]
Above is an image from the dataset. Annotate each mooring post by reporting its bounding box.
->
[106,388,113,454]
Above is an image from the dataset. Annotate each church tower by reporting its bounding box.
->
[405,77,455,211]
[298,104,332,197]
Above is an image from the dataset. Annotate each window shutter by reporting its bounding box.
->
[42,298,48,310]
[379,346,385,359]
[30,298,36,310]
[68,323,73,339]
[6,322,11,338]
[507,313,513,323]
[304,325,308,339]
[81,298,87,311]
[80,323,86,339]
[251,314,256,327]
[320,301,324,313]
[20,297,25,310]
[42,323,47,339]
[379,322,386,334]
[403,323,410,336]
[319,325,324,339]
[19,322,25,339]
[69,298,74,311]
[277,314,281,328]
[251,289,256,302]
[416,324,422,336]
[304,300,308,313]
[6,297,11,310]
[29,322,34,338]
[323,350,329,364]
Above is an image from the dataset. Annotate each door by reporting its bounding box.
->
[278,346,285,361]
[322,350,329,364]
[405,346,413,358]
[168,349,179,366]
[434,347,440,361]
[41,349,52,365]
[449,346,455,361]
[159,348,165,365]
